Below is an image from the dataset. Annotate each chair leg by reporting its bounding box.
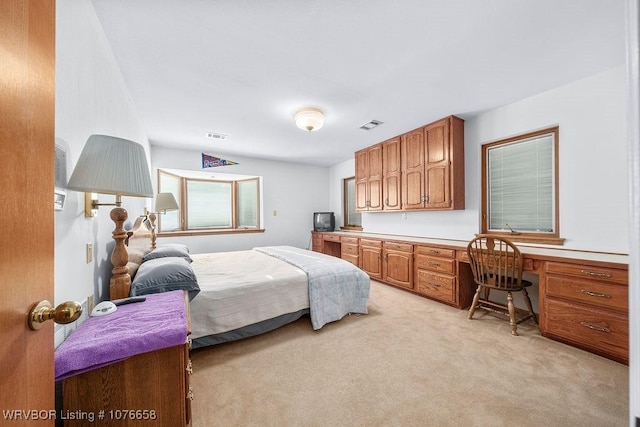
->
[507,292,518,336]
[521,287,538,324]
[468,285,482,319]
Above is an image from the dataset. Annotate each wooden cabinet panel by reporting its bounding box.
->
[323,233,341,242]
[312,232,323,252]
[544,298,628,364]
[415,254,455,275]
[424,119,451,208]
[416,246,456,258]
[355,144,383,211]
[415,270,455,304]
[359,241,382,280]
[383,244,413,289]
[545,262,627,284]
[401,128,425,210]
[341,236,359,245]
[382,136,402,210]
[545,275,627,311]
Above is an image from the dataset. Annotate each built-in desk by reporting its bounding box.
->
[311,231,629,364]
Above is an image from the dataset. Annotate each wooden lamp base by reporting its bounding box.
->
[109,206,131,300]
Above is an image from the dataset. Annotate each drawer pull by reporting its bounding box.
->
[580,269,612,278]
[579,321,611,333]
[428,262,440,267]
[429,249,440,255]
[580,289,612,299]
[429,282,441,287]
[187,385,194,401]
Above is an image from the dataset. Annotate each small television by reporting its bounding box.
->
[313,212,335,232]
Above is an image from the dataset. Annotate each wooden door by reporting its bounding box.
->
[0,0,56,422]
[382,137,401,210]
[354,149,369,211]
[424,118,451,208]
[401,128,425,210]
[367,144,383,211]
[359,246,382,280]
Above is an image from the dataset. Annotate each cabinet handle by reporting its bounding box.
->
[580,269,612,278]
[187,385,194,401]
[428,261,440,267]
[429,282,441,287]
[579,321,611,333]
[429,249,440,255]
[580,289,612,299]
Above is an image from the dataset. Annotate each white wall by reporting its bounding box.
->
[330,65,629,254]
[55,0,151,312]
[151,147,330,253]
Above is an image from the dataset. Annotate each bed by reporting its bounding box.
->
[120,218,370,349]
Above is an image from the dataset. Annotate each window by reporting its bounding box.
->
[482,126,563,245]
[343,177,362,230]
[157,169,262,235]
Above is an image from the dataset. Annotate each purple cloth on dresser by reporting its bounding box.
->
[55,290,188,381]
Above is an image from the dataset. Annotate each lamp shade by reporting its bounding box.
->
[155,192,179,213]
[67,134,154,198]
[294,107,324,132]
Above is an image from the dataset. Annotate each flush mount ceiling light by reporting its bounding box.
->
[294,107,324,132]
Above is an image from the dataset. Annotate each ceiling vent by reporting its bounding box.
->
[359,120,383,130]
[206,132,229,140]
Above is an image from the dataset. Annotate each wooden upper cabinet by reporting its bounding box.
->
[355,144,383,211]
[382,136,402,210]
[401,115,465,210]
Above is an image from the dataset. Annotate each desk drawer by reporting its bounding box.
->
[545,262,627,284]
[323,233,341,242]
[545,275,627,312]
[415,254,455,275]
[544,298,628,364]
[384,241,413,252]
[416,246,455,258]
[341,243,359,256]
[360,239,382,248]
[341,236,359,244]
[415,271,455,304]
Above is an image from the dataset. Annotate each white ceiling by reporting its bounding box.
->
[92,0,626,167]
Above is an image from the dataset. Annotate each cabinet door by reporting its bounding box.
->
[401,128,425,210]
[424,119,451,208]
[383,249,413,289]
[360,246,382,279]
[355,149,369,211]
[382,137,401,210]
[367,144,383,211]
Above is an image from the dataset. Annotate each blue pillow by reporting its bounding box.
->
[131,257,200,300]
[142,243,192,263]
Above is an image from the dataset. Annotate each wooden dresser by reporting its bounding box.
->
[56,291,192,426]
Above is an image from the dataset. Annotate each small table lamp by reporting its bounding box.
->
[148,192,179,249]
[67,134,154,299]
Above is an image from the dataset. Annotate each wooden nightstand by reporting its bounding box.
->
[56,291,192,426]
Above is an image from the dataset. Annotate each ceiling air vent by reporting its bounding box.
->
[359,120,383,130]
[206,132,229,140]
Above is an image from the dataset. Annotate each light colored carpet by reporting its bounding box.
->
[190,281,628,427]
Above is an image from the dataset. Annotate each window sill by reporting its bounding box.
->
[158,228,265,238]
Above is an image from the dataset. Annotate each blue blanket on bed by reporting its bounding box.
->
[254,246,370,330]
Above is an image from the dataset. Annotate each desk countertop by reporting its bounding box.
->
[319,230,629,267]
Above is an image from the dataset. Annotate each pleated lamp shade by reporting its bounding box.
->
[155,192,179,213]
[67,134,154,198]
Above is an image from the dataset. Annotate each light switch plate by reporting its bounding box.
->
[86,242,93,263]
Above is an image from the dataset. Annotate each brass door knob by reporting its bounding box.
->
[28,300,82,330]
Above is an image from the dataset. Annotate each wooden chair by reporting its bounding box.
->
[466,234,538,335]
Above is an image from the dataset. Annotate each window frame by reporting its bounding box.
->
[342,176,362,231]
[481,126,564,245]
[157,169,263,237]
